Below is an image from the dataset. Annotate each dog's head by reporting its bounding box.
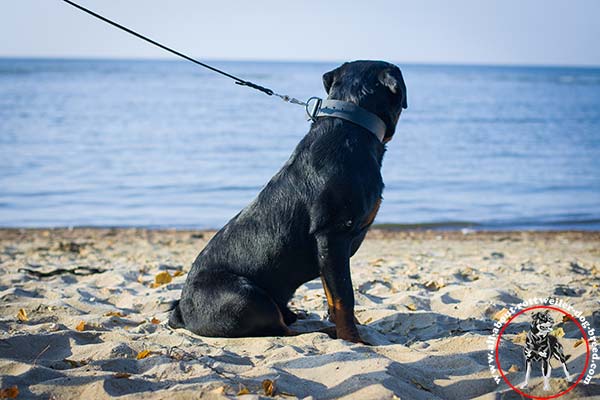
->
[322,60,407,142]
[530,310,554,335]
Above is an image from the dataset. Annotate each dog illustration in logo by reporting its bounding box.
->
[520,310,571,391]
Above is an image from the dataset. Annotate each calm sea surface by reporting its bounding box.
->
[1,58,599,230]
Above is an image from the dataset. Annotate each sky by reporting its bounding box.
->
[2,0,600,66]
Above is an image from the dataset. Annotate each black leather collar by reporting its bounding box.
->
[306,97,386,143]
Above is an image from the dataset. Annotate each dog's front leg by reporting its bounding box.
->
[317,234,363,344]
[542,362,552,391]
[520,361,531,389]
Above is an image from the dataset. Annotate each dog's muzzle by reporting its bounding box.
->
[306,97,386,143]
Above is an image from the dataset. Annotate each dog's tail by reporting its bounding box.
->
[167,300,185,329]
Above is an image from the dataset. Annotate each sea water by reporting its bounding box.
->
[1,58,599,230]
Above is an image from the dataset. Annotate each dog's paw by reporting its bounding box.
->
[317,326,337,339]
[344,336,370,345]
[338,332,369,345]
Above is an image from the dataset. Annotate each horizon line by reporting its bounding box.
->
[1,55,600,70]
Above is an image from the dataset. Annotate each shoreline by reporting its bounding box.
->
[1,224,599,233]
[2,226,599,239]
[1,228,599,399]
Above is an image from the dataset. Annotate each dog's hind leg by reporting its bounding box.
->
[520,361,531,389]
[556,350,571,381]
[176,270,290,338]
[561,363,571,381]
[168,300,185,329]
[553,341,572,381]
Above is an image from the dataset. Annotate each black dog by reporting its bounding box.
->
[169,60,407,343]
[520,310,571,391]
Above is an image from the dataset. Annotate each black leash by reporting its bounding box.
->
[61,0,306,106]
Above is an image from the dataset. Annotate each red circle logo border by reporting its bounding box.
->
[494,305,591,399]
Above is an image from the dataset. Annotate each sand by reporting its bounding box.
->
[1,228,599,399]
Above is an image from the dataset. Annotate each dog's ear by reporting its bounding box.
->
[323,63,349,94]
[322,69,336,94]
[379,68,408,109]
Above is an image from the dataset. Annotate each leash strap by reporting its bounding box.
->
[313,99,387,143]
[61,0,306,105]
[60,0,387,136]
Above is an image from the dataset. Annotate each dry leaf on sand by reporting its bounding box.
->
[75,321,86,331]
[492,308,509,321]
[151,317,160,324]
[16,308,28,322]
[574,338,585,348]
[458,267,479,281]
[150,271,172,288]
[424,280,445,291]
[136,350,151,360]
[262,379,276,396]
[0,386,19,399]
[104,311,125,317]
[237,384,250,395]
[551,327,565,338]
[154,271,172,284]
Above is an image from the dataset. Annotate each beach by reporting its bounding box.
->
[1,228,599,399]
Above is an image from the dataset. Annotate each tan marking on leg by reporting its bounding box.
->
[321,275,335,321]
[333,299,354,323]
[321,276,334,308]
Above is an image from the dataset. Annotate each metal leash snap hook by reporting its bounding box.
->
[305,97,323,122]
